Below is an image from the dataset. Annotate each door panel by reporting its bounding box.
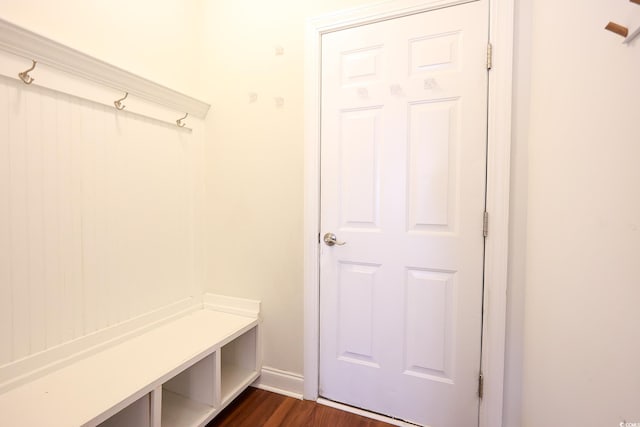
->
[404,268,455,380]
[319,2,489,426]
[407,99,458,230]
[337,262,379,365]
[340,108,382,228]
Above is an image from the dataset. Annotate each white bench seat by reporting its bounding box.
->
[0,309,260,427]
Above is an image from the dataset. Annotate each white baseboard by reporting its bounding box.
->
[252,366,304,399]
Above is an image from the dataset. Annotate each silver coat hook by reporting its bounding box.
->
[18,60,37,85]
[114,92,128,110]
[176,113,188,127]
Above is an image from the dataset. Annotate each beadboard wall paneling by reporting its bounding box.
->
[0,79,10,364]
[0,75,203,366]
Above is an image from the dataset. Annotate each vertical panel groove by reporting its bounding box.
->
[0,80,13,364]
[10,81,30,360]
[27,88,47,355]
[43,89,61,349]
[58,92,73,344]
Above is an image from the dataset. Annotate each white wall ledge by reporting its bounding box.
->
[203,294,261,318]
[0,17,210,119]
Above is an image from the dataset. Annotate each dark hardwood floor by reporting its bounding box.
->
[207,387,396,427]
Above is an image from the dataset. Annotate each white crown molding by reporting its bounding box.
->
[0,18,210,118]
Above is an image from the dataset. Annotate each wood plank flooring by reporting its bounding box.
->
[207,387,396,427]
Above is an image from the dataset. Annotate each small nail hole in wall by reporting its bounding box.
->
[390,84,404,96]
[275,45,284,56]
[275,97,284,108]
[249,92,258,103]
[424,78,439,90]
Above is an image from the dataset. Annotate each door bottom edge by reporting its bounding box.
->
[316,397,425,427]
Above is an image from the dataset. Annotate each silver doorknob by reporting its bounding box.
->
[323,232,346,246]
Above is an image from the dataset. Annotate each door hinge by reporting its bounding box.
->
[483,211,489,237]
[478,373,484,399]
[487,43,493,70]
[318,232,321,244]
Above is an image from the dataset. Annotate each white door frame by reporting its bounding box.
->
[303,1,514,426]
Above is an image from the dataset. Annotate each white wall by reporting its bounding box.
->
[199,0,374,376]
[516,0,640,425]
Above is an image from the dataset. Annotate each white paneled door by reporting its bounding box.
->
[319,2,489,426]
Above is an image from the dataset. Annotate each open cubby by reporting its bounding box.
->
[162,353,217,427]
[99,323,260,427]
[98,393,151,427]
[221,326,259,405]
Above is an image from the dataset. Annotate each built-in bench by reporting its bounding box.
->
[0,301,261,427]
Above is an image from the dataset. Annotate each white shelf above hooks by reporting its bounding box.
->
[0,17,210,119]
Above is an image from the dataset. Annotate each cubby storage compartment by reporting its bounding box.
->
[220,326,258,405]
[0,301,261,427]
[99,394,151,427]
[162,353,217,427]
